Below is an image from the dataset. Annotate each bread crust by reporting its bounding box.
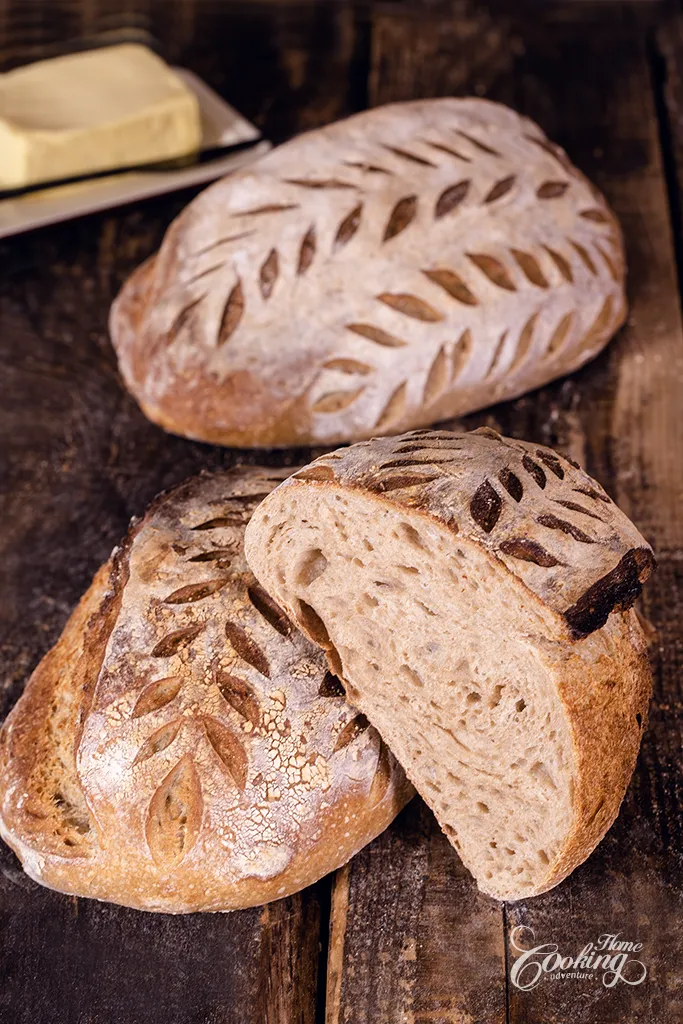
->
[244,430,654,898]
[110,98,625,448]
[0,468,412,912]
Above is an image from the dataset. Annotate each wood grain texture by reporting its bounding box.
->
[325,3,683,1023]
[0,861,322,1024]
[326,801,506,1024]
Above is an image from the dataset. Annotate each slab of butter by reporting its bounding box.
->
[0,44,202,189]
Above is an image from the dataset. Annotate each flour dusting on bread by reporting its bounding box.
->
[111,98,625,448]
[0,468,411,912]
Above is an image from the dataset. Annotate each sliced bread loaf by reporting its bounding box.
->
[0,468,411,912]
[244,429,654,899]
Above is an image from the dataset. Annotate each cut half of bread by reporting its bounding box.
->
[244,429,655,900]
[0,468,412,912]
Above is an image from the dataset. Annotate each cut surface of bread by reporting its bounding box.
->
[244,430,654,899]
[0,468,411,913]
[110,98,625,448]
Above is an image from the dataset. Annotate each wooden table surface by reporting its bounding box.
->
[1,2,682,1022]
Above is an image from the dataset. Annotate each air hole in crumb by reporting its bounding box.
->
[399,664,424,688]
[352,557,365,567]
[397,521,427,550]
[334,520,349,542]
[538,849,550,865]
[636,713,642,727]
[489,684,504,708]
[490,840,497,849]
[396,564,419,575]
[363,539,374,551]
[516,699,527,713]
[295,548,329,587]
[467,691,481,704]
[505,847,515,856]
[530,762,557,790]
[477,802,490,814]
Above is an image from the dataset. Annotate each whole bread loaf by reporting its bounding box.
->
[0,468,411,912]
[244,429,654,900]
[110,98,625,448]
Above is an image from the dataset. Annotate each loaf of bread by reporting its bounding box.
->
[0,468,411,912]
[244,429,654,900]
[110,98,625,448]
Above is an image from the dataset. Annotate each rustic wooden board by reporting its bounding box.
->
[1,2,682,1023]
[327,3,683,1023]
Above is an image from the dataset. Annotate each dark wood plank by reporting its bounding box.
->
[659,14,683,292]
[328,3,683,1023]
[0,869,322,1024]
[326,801,506,1024]
[499,10,683,1018]
[0,3,365,1022]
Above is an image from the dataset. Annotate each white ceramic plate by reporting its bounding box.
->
[0,67,270,239]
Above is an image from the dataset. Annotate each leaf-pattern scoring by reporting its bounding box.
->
[115,98,626,447]
[203,717,248,790]
[334,714,370,752]
[74,468,406,897]
[225,620,271,677]
[247,582,293,636]
[384,195,417,240]
[133,720,183,765]
[162,578,229,604]
[216,669,262,726]
[132,677,183,718]
[145,756,203,868]
[297,429,654,638]
[151,624,203,658]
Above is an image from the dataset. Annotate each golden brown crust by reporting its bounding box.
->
[110,98,625,449]
[285,428,655,640]
[0,468,412,912]
[0,562,117,863]
[244,429,655,898]
[540,609,651,893]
